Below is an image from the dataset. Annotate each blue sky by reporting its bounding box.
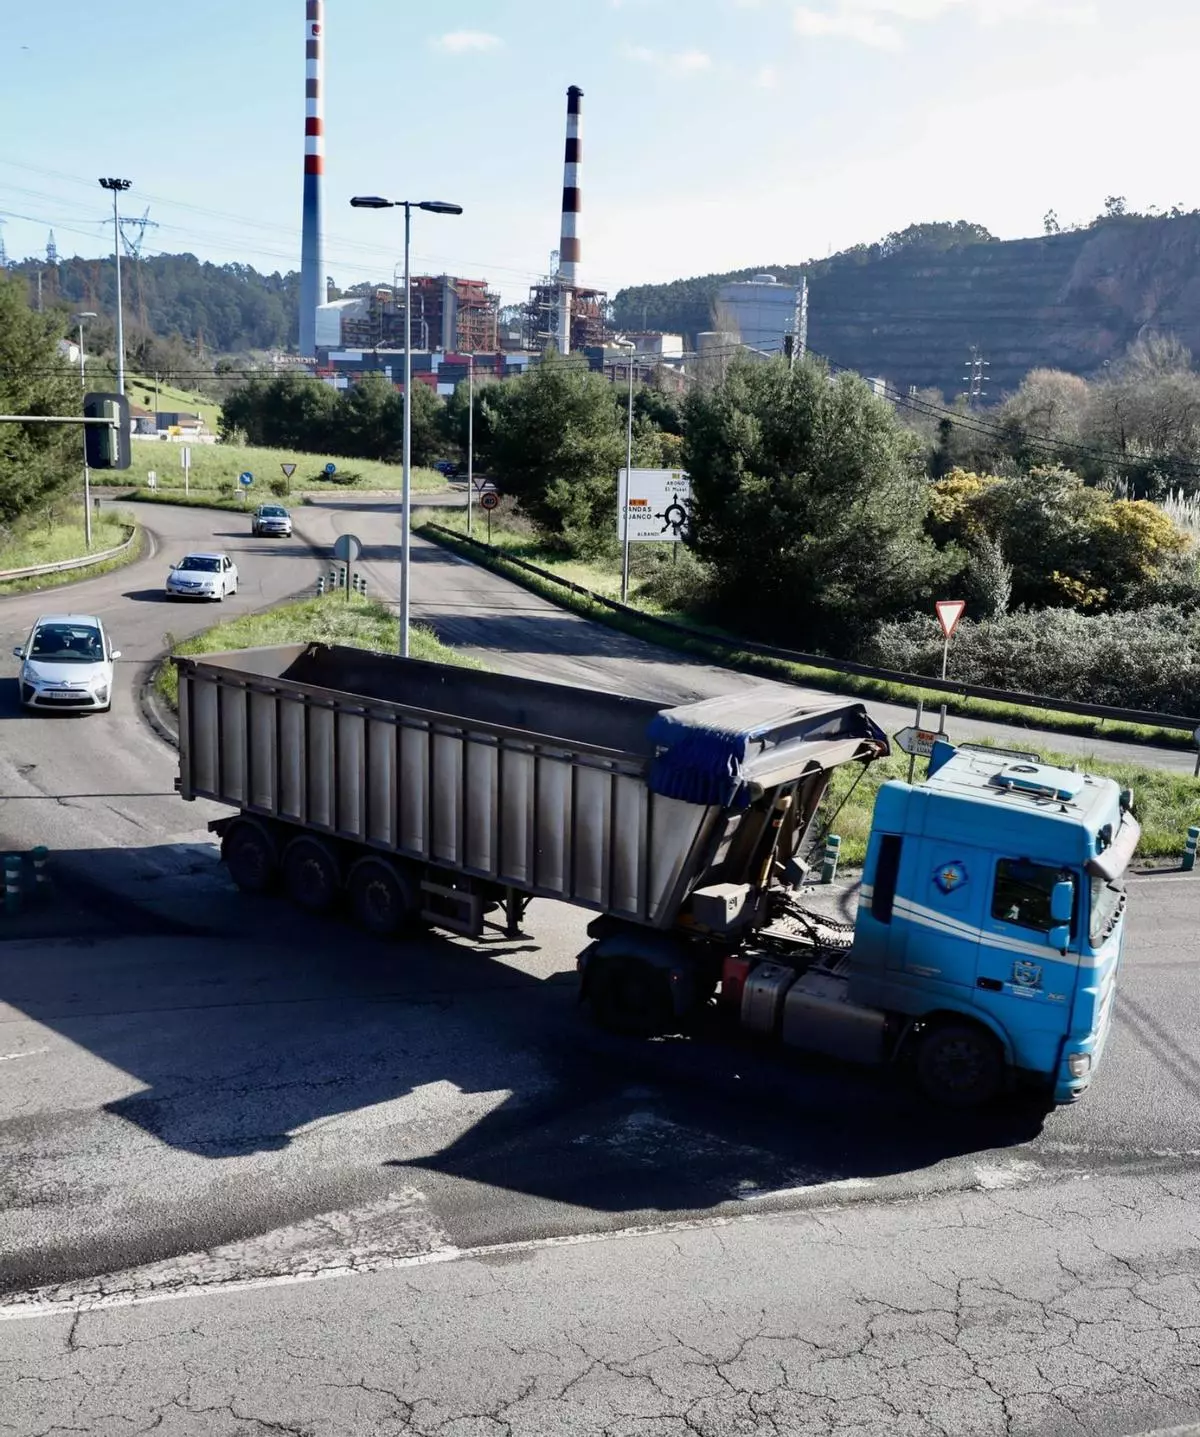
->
[2,0,1196,305]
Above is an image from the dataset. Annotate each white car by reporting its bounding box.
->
[14,613,120,713]
[166,552,239,600]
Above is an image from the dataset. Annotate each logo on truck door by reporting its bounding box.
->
[933,860,968,894]
[1011,959,1042,990]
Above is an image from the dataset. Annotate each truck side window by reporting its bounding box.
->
[872,834,902,923]
[991,859,1070,933]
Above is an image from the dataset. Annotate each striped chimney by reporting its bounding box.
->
[559,86,582,287]
[299,0,325,359]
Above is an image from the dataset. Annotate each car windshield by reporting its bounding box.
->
[262,507,287,517]
[1089,874,1125,947]
[178,556,221,572]
[30,623,103,663]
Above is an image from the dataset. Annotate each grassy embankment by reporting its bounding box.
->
[0,507,141,595]
[122,440,444,506]
[125,378,222,433]
[418,509,1196,754]
[154,591,477,711]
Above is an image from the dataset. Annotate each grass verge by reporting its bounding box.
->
[154,592,479,712]
[125,379,222,432]
[129,439,444,497]
[417,517,1194,754]
[820,745,1200,867]
[114,489,250,514]
[0,510,141,595]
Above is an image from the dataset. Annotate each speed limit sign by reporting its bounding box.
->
[479,490,499,511]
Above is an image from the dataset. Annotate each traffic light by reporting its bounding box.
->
[83,392,131,470]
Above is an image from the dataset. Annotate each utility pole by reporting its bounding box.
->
[74,311,98,548]
[961,346,988,409]
[466,352,475,538]
[99,178,132,396]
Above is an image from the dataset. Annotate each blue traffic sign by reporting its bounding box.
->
[238,471,254,487]
[324,462,337,476]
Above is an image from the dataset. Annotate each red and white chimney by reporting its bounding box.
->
[557,85,582,353]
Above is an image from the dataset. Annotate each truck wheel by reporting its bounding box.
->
[915,1022,1003,1108]
[282,836,341,914]
[587,954,675,1038]
[222,818,278,893]
[347,857,417,936]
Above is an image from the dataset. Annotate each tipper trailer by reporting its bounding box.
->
[175,643,1138,1106]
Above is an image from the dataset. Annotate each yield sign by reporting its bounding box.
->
[935,599,967,640]
[280,462,297,478]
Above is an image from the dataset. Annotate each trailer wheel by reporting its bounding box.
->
[282,836,341,914]
[222,818,278,894]
[587,954,675,1038]
[347,857,418,937]
[915,1022,1003,1108]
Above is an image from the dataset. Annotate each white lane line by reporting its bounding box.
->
[0,1047,48,1062]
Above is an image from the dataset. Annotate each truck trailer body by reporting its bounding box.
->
[175,644,1136,1107]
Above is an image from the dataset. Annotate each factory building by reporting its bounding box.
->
[715,273,804,356]
[316,348,533,396]
[315,275,500,356]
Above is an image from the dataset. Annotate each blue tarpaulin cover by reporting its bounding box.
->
[647,714,755,807]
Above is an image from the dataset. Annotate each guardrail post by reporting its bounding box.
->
[821,835,841,885]
[4,856,22,915]
[1184,825,1199,872]
[30,846,49,898]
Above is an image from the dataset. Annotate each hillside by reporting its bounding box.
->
[614,214,1200,396]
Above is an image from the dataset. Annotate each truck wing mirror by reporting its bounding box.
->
[1047,922,1070,952]
[1050,879,1074,924]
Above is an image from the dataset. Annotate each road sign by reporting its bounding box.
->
[618,468,692,542]
[333,533,362,564]
[239,471,254,487]
[479,490,500,512]
[180,446,191,469]
[280,462,297,479]
[935,599,967,640]
[473,475,495,493]
[324,462,337,476]
[893,725,944,758]
[146,471,157,490]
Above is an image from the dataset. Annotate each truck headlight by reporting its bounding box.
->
[1067,1053,1092,1078]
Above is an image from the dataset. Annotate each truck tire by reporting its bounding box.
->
[347,857,418,936]
[915,1022,1003,1108]
[282,835,341,914]
[587,953,675,1038]
[222,818,278,893]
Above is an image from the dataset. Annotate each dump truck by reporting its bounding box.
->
[175,644,1138,1107]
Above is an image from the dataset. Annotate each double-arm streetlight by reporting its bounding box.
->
[98,178,131,397]
[349,196,463,657]
[73,311,98,547]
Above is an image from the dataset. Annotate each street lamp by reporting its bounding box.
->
[615,340,637,603]
[98,178,131,397]
[73,311,98,548]
[349,196,464,657]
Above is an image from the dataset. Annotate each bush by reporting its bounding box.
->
[866,605,1200,713]
[269,476,290,498]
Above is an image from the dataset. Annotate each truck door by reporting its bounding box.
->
[892,840,982,994]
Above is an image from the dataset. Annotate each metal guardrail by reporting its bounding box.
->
[0,525,137,583]
[423,522,1200,738]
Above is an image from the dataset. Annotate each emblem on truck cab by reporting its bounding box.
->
[933,861,968,894]
[1012,960,1042,989]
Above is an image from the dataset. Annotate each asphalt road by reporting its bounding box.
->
[1,495,1199,1435]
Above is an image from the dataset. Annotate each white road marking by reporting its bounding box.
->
[0,1047,48,1062]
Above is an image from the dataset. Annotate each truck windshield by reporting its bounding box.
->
[1089,875,1125,947]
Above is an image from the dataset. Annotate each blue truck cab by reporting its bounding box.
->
[848,741,1138,1104]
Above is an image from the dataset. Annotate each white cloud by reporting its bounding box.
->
[793,7,903,48]
[430,30,503,53]
[756,63,779,87]
[621,42,658,62]
[620,44,715,73]
[672,49,714,72]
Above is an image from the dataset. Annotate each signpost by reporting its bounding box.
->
[480,487,499,542]
[280,461,297,494]
[934,598,967,680]
[333,533,362,603]
[1193,723,1200,778]
[146,471,157,491]
[618,468,692,603]
[180,444,191,496]
[239,471,253,506]
[324,462,337,478]
[894,698,948,783]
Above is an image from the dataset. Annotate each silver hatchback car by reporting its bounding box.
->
[251,504,293,538]
[14,613,121,713]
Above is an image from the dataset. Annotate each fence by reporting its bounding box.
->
[0,525,137,583]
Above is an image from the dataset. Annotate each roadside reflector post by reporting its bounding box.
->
[31,846,49,897]
[4,855,21,915]
[821,835,841,885]
[907,699,923,785]
[316,575,325,596]
[1184,825,1199,873]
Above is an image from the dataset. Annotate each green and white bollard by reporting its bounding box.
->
[4,855,21,915]
[31,846,49,898]
[821,834,841,885]
[1184,825,1199,872]
[316,575,325,596]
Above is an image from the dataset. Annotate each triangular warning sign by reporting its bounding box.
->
[281,462,297,478]
[935,599,967,639]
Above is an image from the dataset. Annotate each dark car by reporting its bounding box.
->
[434,460,461,478]
[251,504,293,538]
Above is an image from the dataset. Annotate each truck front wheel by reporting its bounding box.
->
[915,1022,1003,1108]
[587,953,675,1038]
[282,836,341,914]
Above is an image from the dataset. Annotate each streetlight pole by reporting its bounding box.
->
[350,195,463,658]
[99,178,131,396]
[74,311,97,548]
[466,352,474,538]
[618,341,636,603]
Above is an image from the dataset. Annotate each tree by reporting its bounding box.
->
[484,356,625,550]
[0,275,78,526]
[967,534,1012,619]
[220,376,338,450]
[682,356,957,652]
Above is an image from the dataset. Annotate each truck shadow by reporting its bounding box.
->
[2,841,1047,1223]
